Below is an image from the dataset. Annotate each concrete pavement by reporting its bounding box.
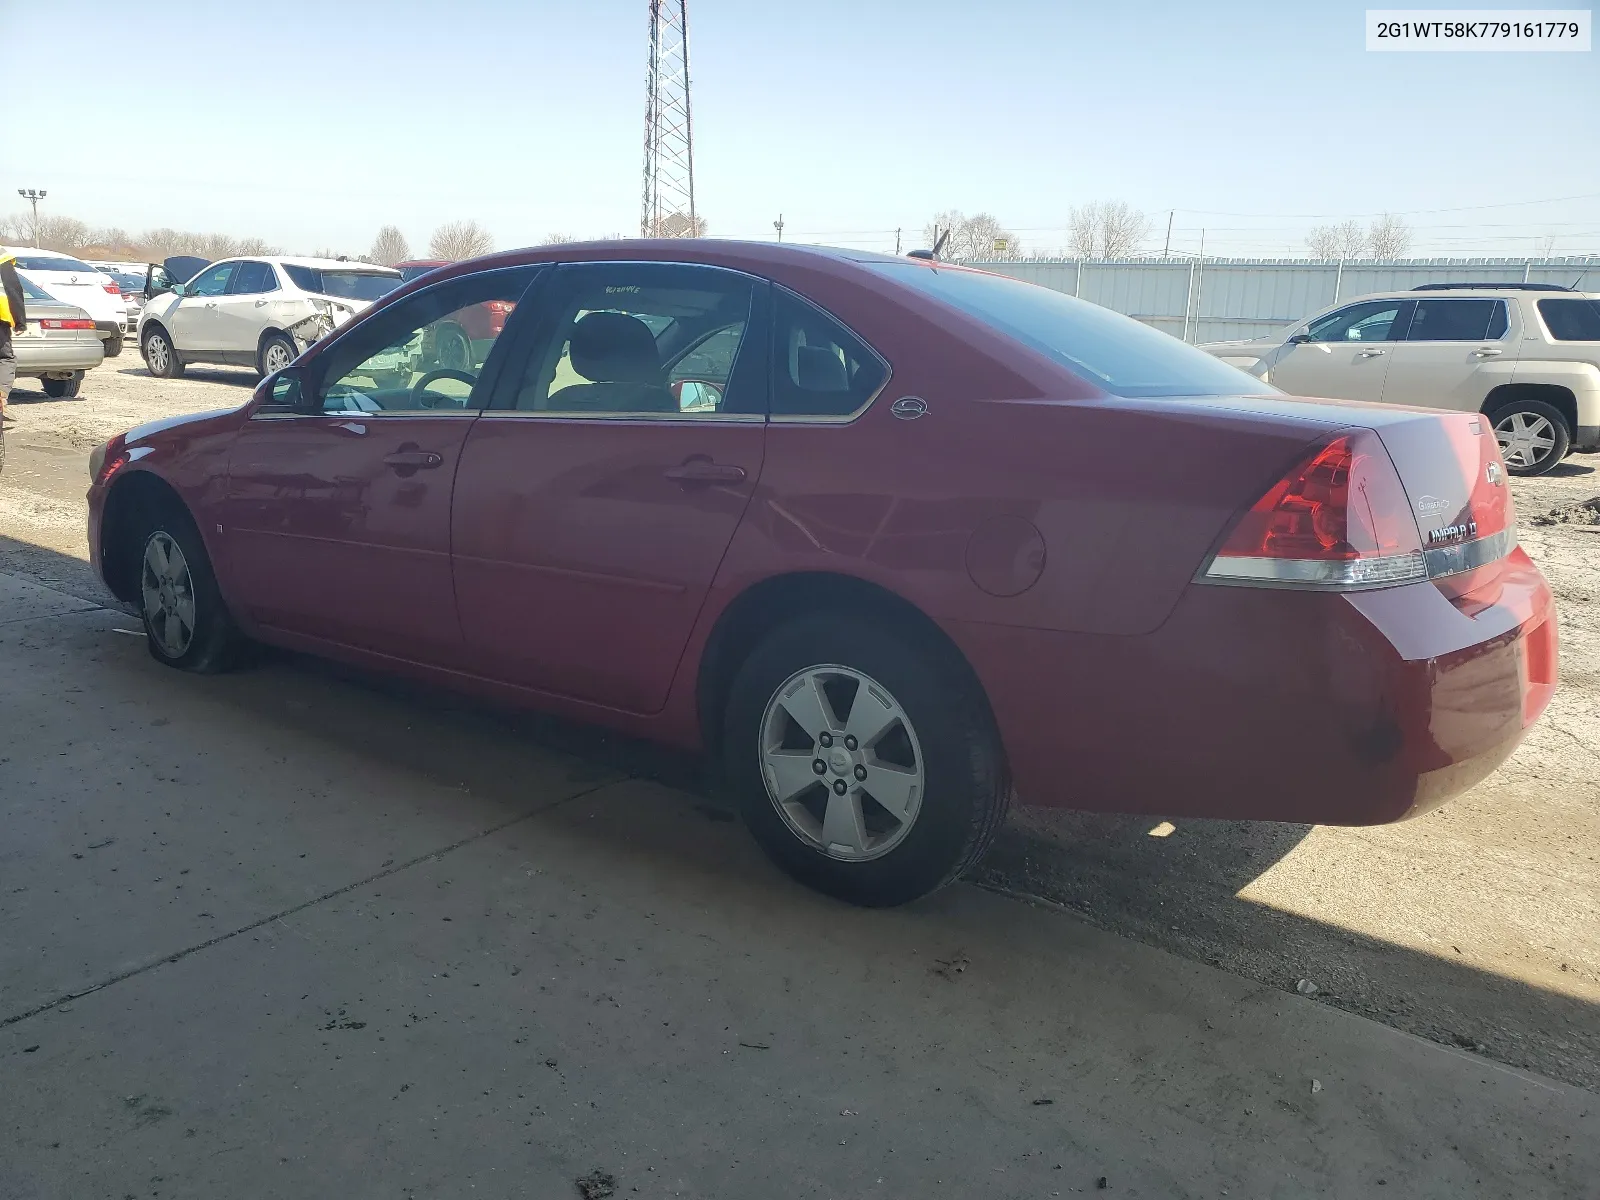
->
[1,574,1595,1198]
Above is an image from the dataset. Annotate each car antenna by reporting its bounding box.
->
[1571,260,1594,290]
[932,227,950,259]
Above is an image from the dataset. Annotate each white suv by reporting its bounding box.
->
[137,255,402,380]
[1201,285,1600,475]
[3,246,130,358]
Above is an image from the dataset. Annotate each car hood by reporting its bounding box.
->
[1198,336,1282,357]
[123,406,246,446]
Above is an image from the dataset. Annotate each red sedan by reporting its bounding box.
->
[87,241,1558,906]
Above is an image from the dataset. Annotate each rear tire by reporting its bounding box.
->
[42,373,83,399]
[722,613,1010,907]
[135,504,244,673]
[103,333,124,358]
[142,326,184,378]
[258,332,296,380]
[1490,398,1570,476]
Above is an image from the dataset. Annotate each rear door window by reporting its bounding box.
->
[229,261,279,295]
[1405,298,1506,342]
[1537,298,1600,341]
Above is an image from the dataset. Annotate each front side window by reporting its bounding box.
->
[186,263,236,298]
[1405,298,1507,342]
[770,290,888,417]
[868,261,1273,398]
[1538,298,1600,342]
[1305,300,1408,343]
[310,268,537,416]
[513,263,759,416]
[230,261,278,295]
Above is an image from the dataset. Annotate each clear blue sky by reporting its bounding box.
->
[2,0,1596,257]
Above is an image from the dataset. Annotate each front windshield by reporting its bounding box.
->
[869,262,1275,398]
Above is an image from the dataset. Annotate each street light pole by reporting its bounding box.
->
[773,214,784,242]
[16,189,48,247]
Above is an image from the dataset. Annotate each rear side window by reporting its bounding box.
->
[230,261,278,294]
[868,262,1272,398]
[1406,298,1507,342]
[13,254,96,272]
[770,290,888,417]
[1538,298,1600,342]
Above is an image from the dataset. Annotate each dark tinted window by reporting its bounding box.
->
[230,261,278,294]
[13,254,96,272]
[868,262,1272,398]
[1306,300,1408,343]
[400,263,444,283]
[1538,298,1600,342]
[282,264,401,301]
[771,290,888,416]
[1406,298,1505,342]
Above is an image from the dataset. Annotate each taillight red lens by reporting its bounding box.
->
[485,301,513,314]
[41,318,96,330]
[1205,431,1426,589]
[103,280,121,294]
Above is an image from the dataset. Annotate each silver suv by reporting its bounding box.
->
[1201,284,1600,476]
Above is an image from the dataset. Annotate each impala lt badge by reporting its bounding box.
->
[1428,521,1478,545]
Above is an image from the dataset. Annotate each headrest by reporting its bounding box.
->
[569,311,663,385]
[796,344,848,392]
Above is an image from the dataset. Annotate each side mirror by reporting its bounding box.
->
[672,379,725,411]
[1288,332,1312,344]
[255,366,305,414]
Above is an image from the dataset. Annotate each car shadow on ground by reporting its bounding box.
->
[114,365,259,387]
[1544,459,1596,477]
[2,530,1595,1092]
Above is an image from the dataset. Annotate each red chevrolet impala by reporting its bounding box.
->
[86,241,1558,905]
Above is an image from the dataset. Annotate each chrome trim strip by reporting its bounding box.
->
[474,411,765,424]
[1424,526,1517,580]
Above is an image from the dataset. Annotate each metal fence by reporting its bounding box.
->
[964,257,1600,344]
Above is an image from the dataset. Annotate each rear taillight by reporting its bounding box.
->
[90,436,129,486]
[102,280,121,295]
[1202,431,1427,589]
[41,318,96,330]
[485,301,513,314]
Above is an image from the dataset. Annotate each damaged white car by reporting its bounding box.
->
[137,255,402,380]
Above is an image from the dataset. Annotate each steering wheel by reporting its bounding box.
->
[411,368,477,409]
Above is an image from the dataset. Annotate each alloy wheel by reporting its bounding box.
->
[758,664,925,861]
[1495,410,1557,469]
[264,340,292,373]
[140,532,197,658]
[146,334,170,374]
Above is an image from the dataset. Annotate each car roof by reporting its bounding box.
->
[267,255,400,273]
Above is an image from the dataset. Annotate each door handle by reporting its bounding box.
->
[1357,348,1386,358]
[255,299,269,307]
[204,301,217,309]
[664,459,747,485]
[1473,347,1502,357]
[383,449,444,470]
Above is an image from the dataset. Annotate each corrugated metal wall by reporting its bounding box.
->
[964,257,1599,343]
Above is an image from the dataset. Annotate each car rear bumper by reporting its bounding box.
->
[950,547,1557,825]
[16,338,106,375]
[94,318,126,340]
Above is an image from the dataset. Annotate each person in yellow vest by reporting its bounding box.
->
[0,250,27,427]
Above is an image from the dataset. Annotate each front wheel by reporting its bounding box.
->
[723,614,1010,907]
[136,509,244,673]
[142,327,184,378]
[1492,399,1570,476]
[42,372,83,399]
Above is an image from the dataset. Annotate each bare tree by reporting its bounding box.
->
[1306,219,1368,259]
[1067,201,1150,258]
[35,215,93,253]
[921,210,1022,260]
[646,212,708,238]
[0,212,23,242]
[541,233,579,245]
[369,225,411,266]
[1367,213,1412,259]
[428,220,495,261]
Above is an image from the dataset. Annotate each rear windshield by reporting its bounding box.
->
[281,264,401,302]
[868,262,1273,398]
[14,254,97,273]
[17,276,52,301]
[400,263,445,283]
[1538,298,1600,342]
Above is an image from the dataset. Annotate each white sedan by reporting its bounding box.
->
[137,255,402,380]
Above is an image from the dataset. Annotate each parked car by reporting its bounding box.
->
[391,258,516,378]
[10,274,105,398]
[4,246,128,357]
[1200,284,1600,475]
[85,242,1557,906]
[99,270,148,334]
[137,255,403,380]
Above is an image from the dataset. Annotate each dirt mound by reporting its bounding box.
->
[1530,497,1600,526]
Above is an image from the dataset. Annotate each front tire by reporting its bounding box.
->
[1491,399,1570,476]
[723,614,1010,907]
[258,332,296,380]
[41,372,83,399]
[142,326,184,378]
[136,508,243,673]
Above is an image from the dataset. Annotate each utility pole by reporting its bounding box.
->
[1162,210,1173,259]
[641,0,696,238]
[17,189,47,247]
[894,227,901,255]
[773,214,784,242]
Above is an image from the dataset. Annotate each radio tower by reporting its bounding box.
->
[640,0,696,237]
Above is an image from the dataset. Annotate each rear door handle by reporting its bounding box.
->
[383,449,444,470]
[1357,348,1386,358]
[665,459,747,485]
[1473,347,1502,357]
